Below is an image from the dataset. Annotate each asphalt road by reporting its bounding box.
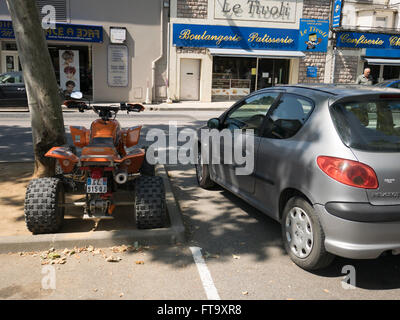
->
[0,110,400,301]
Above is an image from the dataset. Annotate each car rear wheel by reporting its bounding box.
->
[281,197,334,270]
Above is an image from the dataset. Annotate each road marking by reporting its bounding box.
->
[190,246,220,300]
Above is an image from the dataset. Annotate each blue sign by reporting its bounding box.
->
[173,23,299,51]
[0,20,103,43]
[332,0,342,28]
[366,48,400,58]
[336,31,400,50]
[299,19,329,52]
[307,66,318,78]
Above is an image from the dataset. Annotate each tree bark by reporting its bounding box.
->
[6,0,66,177]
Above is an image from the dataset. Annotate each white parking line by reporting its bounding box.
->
[190,246,221,300]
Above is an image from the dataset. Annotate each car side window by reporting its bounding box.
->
[223,92,279,136]
[0,74,22,84]
[263,94,314,139]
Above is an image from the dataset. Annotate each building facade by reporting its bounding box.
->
[168,0,332,102]
[332,0,400,84]
[0,0,168,103]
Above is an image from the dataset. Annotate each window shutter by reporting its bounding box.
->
[36,0,68,23]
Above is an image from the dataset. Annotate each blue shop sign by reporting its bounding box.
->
[337,31,400,50]
[299,19,329,52]
[307,66,318,78]
[173,23,299,51]
[0,20,103,43]
[332,0,342,28]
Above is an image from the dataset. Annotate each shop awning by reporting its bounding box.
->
[364,58,400,66]
[208,48,305,59]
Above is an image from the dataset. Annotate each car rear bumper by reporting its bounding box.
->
[315,204,400,259]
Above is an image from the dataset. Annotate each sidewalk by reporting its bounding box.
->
[144,101,233,111]
[87,100,234,112]
[0,101,235,112]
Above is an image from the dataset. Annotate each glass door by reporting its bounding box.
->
[1,51,21,73]
[257,59,289,90]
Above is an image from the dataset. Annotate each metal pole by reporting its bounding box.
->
[255,57,259,91]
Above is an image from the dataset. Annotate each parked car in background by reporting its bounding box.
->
[375,78,400,89]
[0,71,28,107]
[195,84,400,270]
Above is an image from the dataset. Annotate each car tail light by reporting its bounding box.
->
[91,169,103,179]
[317,156,378,189]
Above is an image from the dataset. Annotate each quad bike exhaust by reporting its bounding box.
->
[114,170,128,184]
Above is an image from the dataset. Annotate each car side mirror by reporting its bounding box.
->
[207,118,220,129]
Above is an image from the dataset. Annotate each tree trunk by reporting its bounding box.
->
[6,0,66,178]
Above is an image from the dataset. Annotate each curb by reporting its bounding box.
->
[0,165,186,253]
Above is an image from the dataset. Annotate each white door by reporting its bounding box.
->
[1,51,21,73]
[180,58,200,101]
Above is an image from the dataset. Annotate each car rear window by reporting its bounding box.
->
[330,99,400,152]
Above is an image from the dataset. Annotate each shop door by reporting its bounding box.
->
[180,59,200,101]
[1,51,21,73]
[257,59,289,90]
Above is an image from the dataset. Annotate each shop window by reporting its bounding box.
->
[212,56,290,102]
[48,45,92,98]
[383,65,400,80]
[212,56,255,101]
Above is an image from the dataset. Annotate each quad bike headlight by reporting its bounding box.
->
[125,159,131,166]
[63,159,70,167]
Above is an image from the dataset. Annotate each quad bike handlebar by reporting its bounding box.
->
[63,98,145,120]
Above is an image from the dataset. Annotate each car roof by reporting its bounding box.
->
[0,71,22,76]
[260,84,400,102]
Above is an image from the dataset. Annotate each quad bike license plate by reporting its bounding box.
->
[86,178,107,193]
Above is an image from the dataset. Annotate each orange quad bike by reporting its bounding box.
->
[24,94,167,234]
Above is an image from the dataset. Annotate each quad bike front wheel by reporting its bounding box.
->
[24,177,65,234]
[134,176,167,229]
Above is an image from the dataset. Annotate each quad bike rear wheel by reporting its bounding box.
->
[24,177,65,234]
[140,146,155,176]
[134,176,167,229]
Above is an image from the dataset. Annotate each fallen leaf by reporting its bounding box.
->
[93,288,98,292]
[87,245,94,252]
[106,256,122,262]
[135,261,144,265]
[47,252,61,260]
[233,254,240,260]
[242,291,249,295]
[119,293,124,297]
[323,289,330,293]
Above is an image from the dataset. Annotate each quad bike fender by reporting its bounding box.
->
[122,126,142,148]
[70,126,90,148]
[45,147,80,173]
[90,119,120,145]
[121,148,145,173]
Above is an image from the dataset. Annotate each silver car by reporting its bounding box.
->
[195,85,400,270]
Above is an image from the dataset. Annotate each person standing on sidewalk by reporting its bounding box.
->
[356,68,373,85]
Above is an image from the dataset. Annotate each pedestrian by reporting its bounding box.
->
[356,68,373,85]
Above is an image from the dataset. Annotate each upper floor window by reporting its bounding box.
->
[36,0,67,23]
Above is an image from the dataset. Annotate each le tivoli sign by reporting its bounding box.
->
[214,0,298,23]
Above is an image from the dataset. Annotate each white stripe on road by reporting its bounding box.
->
[190,246,221,300]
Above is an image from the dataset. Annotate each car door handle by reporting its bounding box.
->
[17,88,25,91]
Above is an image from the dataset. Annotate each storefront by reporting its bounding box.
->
[0,20,102,98]
[169,17,329,102]
[336,31,400,84]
